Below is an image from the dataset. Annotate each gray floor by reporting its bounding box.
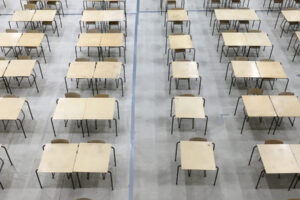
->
[0,0,300,199]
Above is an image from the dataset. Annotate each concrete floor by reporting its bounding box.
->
[0,0,300,199]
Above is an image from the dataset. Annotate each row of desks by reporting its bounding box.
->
[36,143,115,190]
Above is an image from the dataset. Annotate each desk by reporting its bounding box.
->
[275,10,300,36]
[175,141,219,185]
[168,61,201,94]
[219,32,273,62]
[0,97,34,138]
[228,61,289,94]
[288,32,300,61]
[212,9,260,34]
[36,143,78,189]
[4,60,42,93]
[51,98,120,137]
[165,9,190,38]
[74,143,115,190]
[170,96,207,135]
[166,34,195,65]
[0,33,22,57]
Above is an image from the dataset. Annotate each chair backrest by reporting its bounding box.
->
[18,55,32,60]
[223,29,237,33]
[248,30,261,33]
[76,198,92,200]
[0,57,5,60]
[171,8,184,10]
[108,29,121,33]
[86,29,100,33]
[65,92,81,98]
[3,94,19,98]
[179,94,195,97]
[264,139,283,144]
[104,57,118,62]
[26,30,40,33]
[93,94,109,98]
[6,29,18,33]
[42,8,55,10]
[260,59,275,62]
[24,3,36,10]
[51,139,70,144]
[247,88,263,95]
[189,137,208,142]
[278,92,295,96]
[87,140,106,143]
[75,58,90,62]
[234,56,249,61]
[86,8,97,10]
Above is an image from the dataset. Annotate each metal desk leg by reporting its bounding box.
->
[255,169,265,189]
[170,97,174,117]
[288,173,298,191]
[198,76,202,95]
[169,76,173,94]
[171,115,175,135]
[111,146,117,166]
[114,118,118,136]
[240,114,248,134]
[35,169,43,189]
[76,173,82,188]
[176,165,181,184]
[174,141,180,161]
[25,100,34,120]
[248,145,257,165]
[204,115,208,135]
[234,96,241,115]
[50,117,56,137]
[214,166,219,186]
[108,171,114,190]
[17,119,26,138]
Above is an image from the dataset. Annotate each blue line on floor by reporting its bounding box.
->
[129,0,140,198]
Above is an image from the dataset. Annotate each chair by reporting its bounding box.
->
[206,0,221,15]
[24,3,36,10]
[247,88,263,95]
[107,8,122,32]
[46,0,64,16]
[26,30,40,33]
[93,94,109,98]
[278,91,295,96]
[0,57,5,60]
[86,29,100,33]
[51,139,70,144]
[104,57,118,62]
[76,198,91,200]
[5,29,18,33]
[230,0,242,7]
[18,55,32,60]
[267,0,284,14]
[264,139,283,144]
[75,58,90,62]
[180,94,195,97]
[189,137,208,142]
[3,94,19,98]
[87,139,105,143]
[65,92,81,98]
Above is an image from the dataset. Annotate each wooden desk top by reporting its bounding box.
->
[94,61,122,79]
[169,35,193,49]
[172,61,199,78]
[83,98,115,120]
[32,10,56,22]
[215,9,259,21]
[290,144,300,168]
[0,98,25,120]
[73,143,111,173]
[10,10,35,22]
[180,141,216,170]
[77,33,101,47]
[0,33,22,47]
[174,96,205,118]
[256,61,287,79]
[17,33,44,47]
[222,32,247,46]
[100,33,123,47]
[167,9,189,21]
[67,61,96,79]
[4,60,36,77]
[231,61,260,78]
[38,144,78,173]
[258,144,300,174]
[244,32,272,47]
[53,98,86,120]
[270,96,300,117]
[242,95,276,117]
[0,60,9,77]
[282,10,300,22]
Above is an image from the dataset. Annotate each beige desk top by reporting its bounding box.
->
[174,96,205,118]
[73,143,111,173]
[0,98,25,120]
[77,33,101,47]
[53,98,86,120]
[222,32,272,47]
[290,144,300,168]
[172,61,199,78]
[270,96,300,117]
[0,33,22,47]
[0,60,9,77]
[32,10,56,22]
[231,61,260,78]
[169,35,193,49]
[222,32,247,46]
[38,143,78,173]
[167,9,189,21]
[256,61,287,79]
[4,60,36,77]
[67,61,96,79]
[100,33,123,47]
[17,33,44,47]
[258,144,300,174]
[282,10,300,22]
[242,95,277,117]
[215,9,259,21]
[83,98,115,120]
[296,31,300,40]
[180,141,216,170]
[94,61,122,79]
[10,10,35,22]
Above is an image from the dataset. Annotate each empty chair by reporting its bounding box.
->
[5,29,18,33]
[264,139,283,144]
[278,91,294,96]
[0,57,5,60]
[86,29,100,33]
[75,57,90,62]
[189,137,208,142]
[93,94,109,98]
[26,30,40,33]
[87,139,105,143]
[104,57,118,62]
[247,88,263,95]
[18,55,32,60]
[3,94,19,98]
[76,198,91,200]
[65,92,81,98]
[51,139,70,144]
[24,3,36,10]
